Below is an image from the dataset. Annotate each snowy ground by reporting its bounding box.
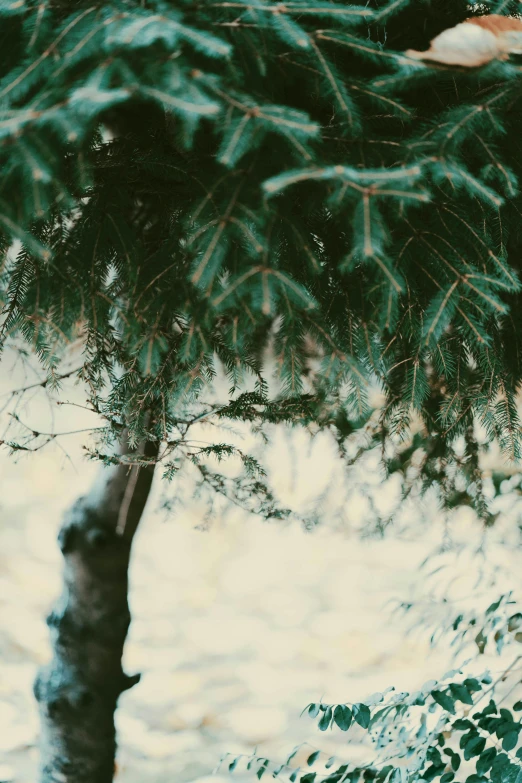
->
[0,353,521,783]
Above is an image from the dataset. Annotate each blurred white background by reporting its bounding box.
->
[1,348,521,783]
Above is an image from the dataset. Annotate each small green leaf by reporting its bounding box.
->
[353,703,371,729]
[334,705,353,731]
[308,703,320,718]
[454,719,474,730]
[450,683,474,706]
[307,751,320,766]
[453,615,463,630]
[514,702,522,712]
[464,736,486,760]
[475,631,487,654]
[502,731,519,752]
[491,752,510,773]
[496,720,513,739]
[318,707,333,731]
[464,679,483,693]
[476,747,496,775]
[432,690,456,715]
[476,700,497,718]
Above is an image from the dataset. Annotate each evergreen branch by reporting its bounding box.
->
[350,83,411,117]
[140,86,221,116]
[316,31,400,60]
[0,6,97,99]
[0,365,83,398]
[309,37,358,129]
[211,3,372,17]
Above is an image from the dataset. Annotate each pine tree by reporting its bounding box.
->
[2,0,522,780]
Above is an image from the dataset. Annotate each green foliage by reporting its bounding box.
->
[221,666,522,783]
[0,0,522,490]
[401,590,522,659]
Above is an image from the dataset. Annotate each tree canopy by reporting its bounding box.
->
[2,0,522,503]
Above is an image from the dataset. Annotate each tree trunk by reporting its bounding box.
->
[34,436,158,783]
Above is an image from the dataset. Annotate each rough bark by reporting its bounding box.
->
[34,436,158,783]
